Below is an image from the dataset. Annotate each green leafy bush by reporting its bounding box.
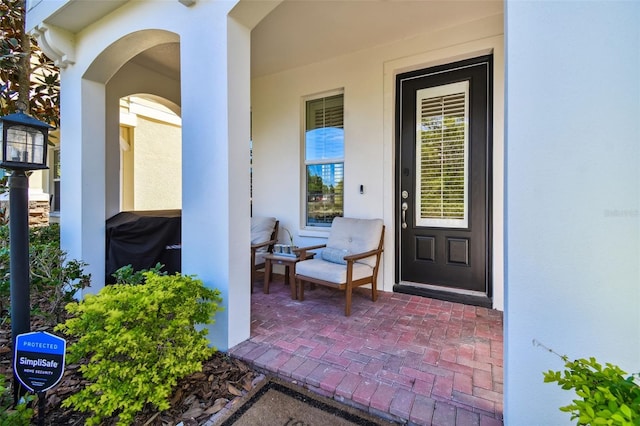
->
[544,356,640,425]
[0,224,11,308]
[0,374,34,426]
[111,262,165,285]
[0,223,90,325]
[55,272,223,425]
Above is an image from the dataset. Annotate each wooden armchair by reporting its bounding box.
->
[295,217,384,316]
[250,217,279,292]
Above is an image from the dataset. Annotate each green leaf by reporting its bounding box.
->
[596,409,612,419]
[579,414,593,424]
[619,404,632,419]
[611,413,625,422]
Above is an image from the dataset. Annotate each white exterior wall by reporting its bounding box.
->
[252,14,505,310]
[505,2,640,424]
[30,0,253,350]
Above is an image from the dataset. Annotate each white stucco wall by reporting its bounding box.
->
[251,14,505,310]
[505,1,640,424]
[130,114,182,211]
[29,0,254,351]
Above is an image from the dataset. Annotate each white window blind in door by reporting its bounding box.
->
[415,81,469,228]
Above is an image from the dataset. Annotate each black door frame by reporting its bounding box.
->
[393,56,493,308]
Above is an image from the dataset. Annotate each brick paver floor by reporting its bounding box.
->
[229,275,503,426]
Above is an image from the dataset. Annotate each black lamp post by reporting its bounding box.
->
[0,109,52,403]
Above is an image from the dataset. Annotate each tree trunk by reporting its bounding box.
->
[17,0,30,112]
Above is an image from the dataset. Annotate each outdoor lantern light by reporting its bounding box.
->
[0,110,51,171]
[0,108,52,404]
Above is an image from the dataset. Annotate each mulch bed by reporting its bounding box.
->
[0,310,261,425]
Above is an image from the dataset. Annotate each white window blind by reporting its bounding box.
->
[415,81,469,228]
[313,102,343,131]
[305,94,344,162]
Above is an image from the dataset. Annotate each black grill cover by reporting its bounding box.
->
[105,210,181,283]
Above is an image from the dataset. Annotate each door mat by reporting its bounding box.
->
[213,378,396,426]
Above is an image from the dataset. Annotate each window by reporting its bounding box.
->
[416,81,469,228]
[304,92,344,227]
[51,148,61,213]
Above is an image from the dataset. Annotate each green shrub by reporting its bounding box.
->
[111,262,165,285]
[0,225,9,309]
[0,223,90,325]
[0,374,34,426]
[544,356,640,425]
[55,272,223,426]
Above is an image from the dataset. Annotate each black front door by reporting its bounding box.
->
[395,56,492,307]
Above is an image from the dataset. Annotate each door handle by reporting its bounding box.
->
[401,202,408,229]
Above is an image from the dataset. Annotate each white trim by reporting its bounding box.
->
[301,88,345,103]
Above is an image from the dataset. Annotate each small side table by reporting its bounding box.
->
[263,252,315,299]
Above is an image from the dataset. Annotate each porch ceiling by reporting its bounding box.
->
[131,0,502,82]
[251,0,503,78]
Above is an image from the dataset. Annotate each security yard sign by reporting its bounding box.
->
[14,331,66,393]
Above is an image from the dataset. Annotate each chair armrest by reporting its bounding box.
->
[343,247,383,262]
[251,238,277,252]
[294,244,326,259]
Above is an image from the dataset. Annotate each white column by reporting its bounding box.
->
[180,12,251,351]
[59,74,107,294]
[505,1,640,424]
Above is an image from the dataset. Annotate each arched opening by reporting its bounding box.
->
[101,35,181,218]
[63,30,183,288]
[101,36,183,282]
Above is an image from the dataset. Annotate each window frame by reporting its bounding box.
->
[50,147,61,213]
[301,89,345,231]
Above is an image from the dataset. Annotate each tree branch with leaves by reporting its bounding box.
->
[0,0,59,127]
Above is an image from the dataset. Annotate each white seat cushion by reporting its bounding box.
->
[296,258,373,284]
[325,217,383,268]
[251,216,276,253]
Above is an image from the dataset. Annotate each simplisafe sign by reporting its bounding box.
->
[14,331,66,393]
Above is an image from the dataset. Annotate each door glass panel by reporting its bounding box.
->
[415,81,469,228]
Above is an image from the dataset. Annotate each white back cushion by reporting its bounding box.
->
[251,216,276,253]
[325,217,383,267]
